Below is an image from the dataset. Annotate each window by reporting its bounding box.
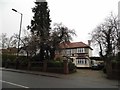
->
[82,48,85,53]
[77,48,81,53]
[66,49,69,55]
[72,49,74,53]
[84,59,87,64]
[77,59,87,64]
[77,48,85,53]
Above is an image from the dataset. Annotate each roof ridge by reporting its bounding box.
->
[60,41,93,50]
[71,41,88,45]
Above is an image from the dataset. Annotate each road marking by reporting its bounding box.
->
[0,80,29,88]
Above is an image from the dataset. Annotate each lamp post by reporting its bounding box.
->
[12,9,23,57]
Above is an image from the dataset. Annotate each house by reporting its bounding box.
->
[1,47,18,55]
[1,47,27,56]
[55,41,93,68]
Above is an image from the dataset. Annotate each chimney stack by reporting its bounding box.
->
[88,40,91,46]
[36,0,46,2]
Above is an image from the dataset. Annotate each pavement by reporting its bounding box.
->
[0,67,69,79]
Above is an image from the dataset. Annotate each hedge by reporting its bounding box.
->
[47,60,63,67]
[2,54,76,74]
[2,54,28,67]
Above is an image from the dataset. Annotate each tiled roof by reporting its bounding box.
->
[1,47,18,54]
[8,47,18,53]
[59,42,93,50]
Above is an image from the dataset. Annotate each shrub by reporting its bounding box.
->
[68,62,76,72]
[55,56,64,61]
[111,60,120,65]
[103,67,107,73]
[47,60,63,67]
[116,52,120,61]
[2,54,16,61]
[18,56,29,66]
[47,60,76,73]
[2,54,29,67]
[2,54,17,67]
[111,60,120,70]
[31,54,41,61]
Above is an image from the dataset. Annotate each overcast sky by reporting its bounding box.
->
[0,0,120,56]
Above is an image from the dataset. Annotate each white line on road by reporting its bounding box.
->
[0,80,29,88]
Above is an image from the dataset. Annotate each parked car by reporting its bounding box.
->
[91,62,104,70]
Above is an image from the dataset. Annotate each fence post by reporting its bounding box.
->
[43,60,47,72]
[63,59,69,74]
[5,59,9,68]
[27,61,31,70]
[15,57,19,69]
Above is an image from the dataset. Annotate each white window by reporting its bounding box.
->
[77,59,81,64]
[84,59,87,64]
[77,59,87,64]
[66,49,69,55]
[74,49,76,53]
[77,48,85,53]
[81,48,85,53]
[70,49,72,54]
[77,48,80,53]
[81,48,83,53]
[72,49,74,53]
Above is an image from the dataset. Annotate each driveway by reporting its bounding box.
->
[66,69,119,87]
[69,69,107,79]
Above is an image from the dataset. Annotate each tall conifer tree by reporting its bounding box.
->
[28,1,51,60]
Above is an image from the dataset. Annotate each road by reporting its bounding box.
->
[1,69,119,88]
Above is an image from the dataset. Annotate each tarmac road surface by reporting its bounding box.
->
[1,69,119,88]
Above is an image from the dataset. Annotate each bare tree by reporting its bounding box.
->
[91,13,119,60]
[0,33,8,49]
[0,33,18,49]
[48,23,76,59]
[12,31,37,58]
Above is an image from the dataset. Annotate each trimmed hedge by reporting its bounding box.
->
[47,60,76,72]
[2,54,76,74]
[2,54,28,67]
[47,60,63,67]
[2,54,16,67]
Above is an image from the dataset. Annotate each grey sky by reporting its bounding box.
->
[0,0,119,56]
